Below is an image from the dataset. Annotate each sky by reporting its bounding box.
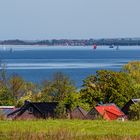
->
[0,0,140,40]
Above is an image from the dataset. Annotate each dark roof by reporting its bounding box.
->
[31,102,58,114]
[7,101,59,117]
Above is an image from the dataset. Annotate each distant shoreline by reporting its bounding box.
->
[0,38,140,46]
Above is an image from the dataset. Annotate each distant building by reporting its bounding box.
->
[86,103,126,120]
[0,106,16,118]
[70,106,87,119]
[7,101,61,120]
[122,99,140,115]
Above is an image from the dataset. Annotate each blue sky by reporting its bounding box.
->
[0,0,139,40]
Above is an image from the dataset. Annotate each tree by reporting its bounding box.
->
[122,61,140,99]
[80,70,137,108]
[122,61,140,83]
[41,72,78,112]
[51,72,76,102]
[0,86,14,106]
[41,80,54,102]
[8,74,25,102]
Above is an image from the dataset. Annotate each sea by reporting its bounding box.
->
[0,45,140,87]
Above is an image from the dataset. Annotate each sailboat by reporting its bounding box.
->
[93,44,97,50]
[109,45,114,48]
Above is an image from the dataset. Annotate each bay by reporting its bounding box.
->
[0,45,140,87]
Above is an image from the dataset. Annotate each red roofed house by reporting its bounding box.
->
[86,103,126,120]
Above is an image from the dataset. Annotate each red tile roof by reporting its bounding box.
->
[95,104,125,120]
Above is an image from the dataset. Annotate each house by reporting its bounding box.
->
[86,103,126,120]
[7,101,61,120]
[0,106,16,118]
[122,99,140,115]
[70,106,87,119]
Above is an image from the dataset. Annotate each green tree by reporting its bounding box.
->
[41,72,78,112]
[51,72,76,101]
[41,80,54,102]
[122,61,140,98]
[8,75,25,102]
[0,86,14,105]
[80,70,136,108]
[122,61,140,83]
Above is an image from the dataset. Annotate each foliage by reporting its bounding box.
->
[41,72,77,108]
[55,101,67,118]
[8,74,25,101]
[122,61,140,83]
[16,91,33,107]
[129,102,140,120]
[0,86,14,106]
[122,61,140,98]
[80,70,137,108]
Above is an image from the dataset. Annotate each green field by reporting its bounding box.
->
[0,120,140,140]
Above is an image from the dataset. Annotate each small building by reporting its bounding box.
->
[7,101,60,120]
[70,106,87,119]
[122,99,140,115]
[0,106,16,118]
[87,103,126,120]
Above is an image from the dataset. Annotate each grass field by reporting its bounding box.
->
[0,120,140,140]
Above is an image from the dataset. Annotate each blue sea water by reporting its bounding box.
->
[0,45,140,87]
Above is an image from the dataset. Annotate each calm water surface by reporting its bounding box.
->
[0,45,140,87]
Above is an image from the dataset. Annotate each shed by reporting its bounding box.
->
[122,99,140,115]
[71,106,87,119]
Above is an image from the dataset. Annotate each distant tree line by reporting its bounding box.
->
[0,61,140,120]
[1,38,140,46]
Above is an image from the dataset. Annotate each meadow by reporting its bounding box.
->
[0,120,140,140]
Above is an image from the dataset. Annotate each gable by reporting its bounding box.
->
[86,108,100,120]
[71,107,87,119]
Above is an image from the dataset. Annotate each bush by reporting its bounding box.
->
[55,102,67,119]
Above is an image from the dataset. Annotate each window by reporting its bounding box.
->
[28,107,33,114]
